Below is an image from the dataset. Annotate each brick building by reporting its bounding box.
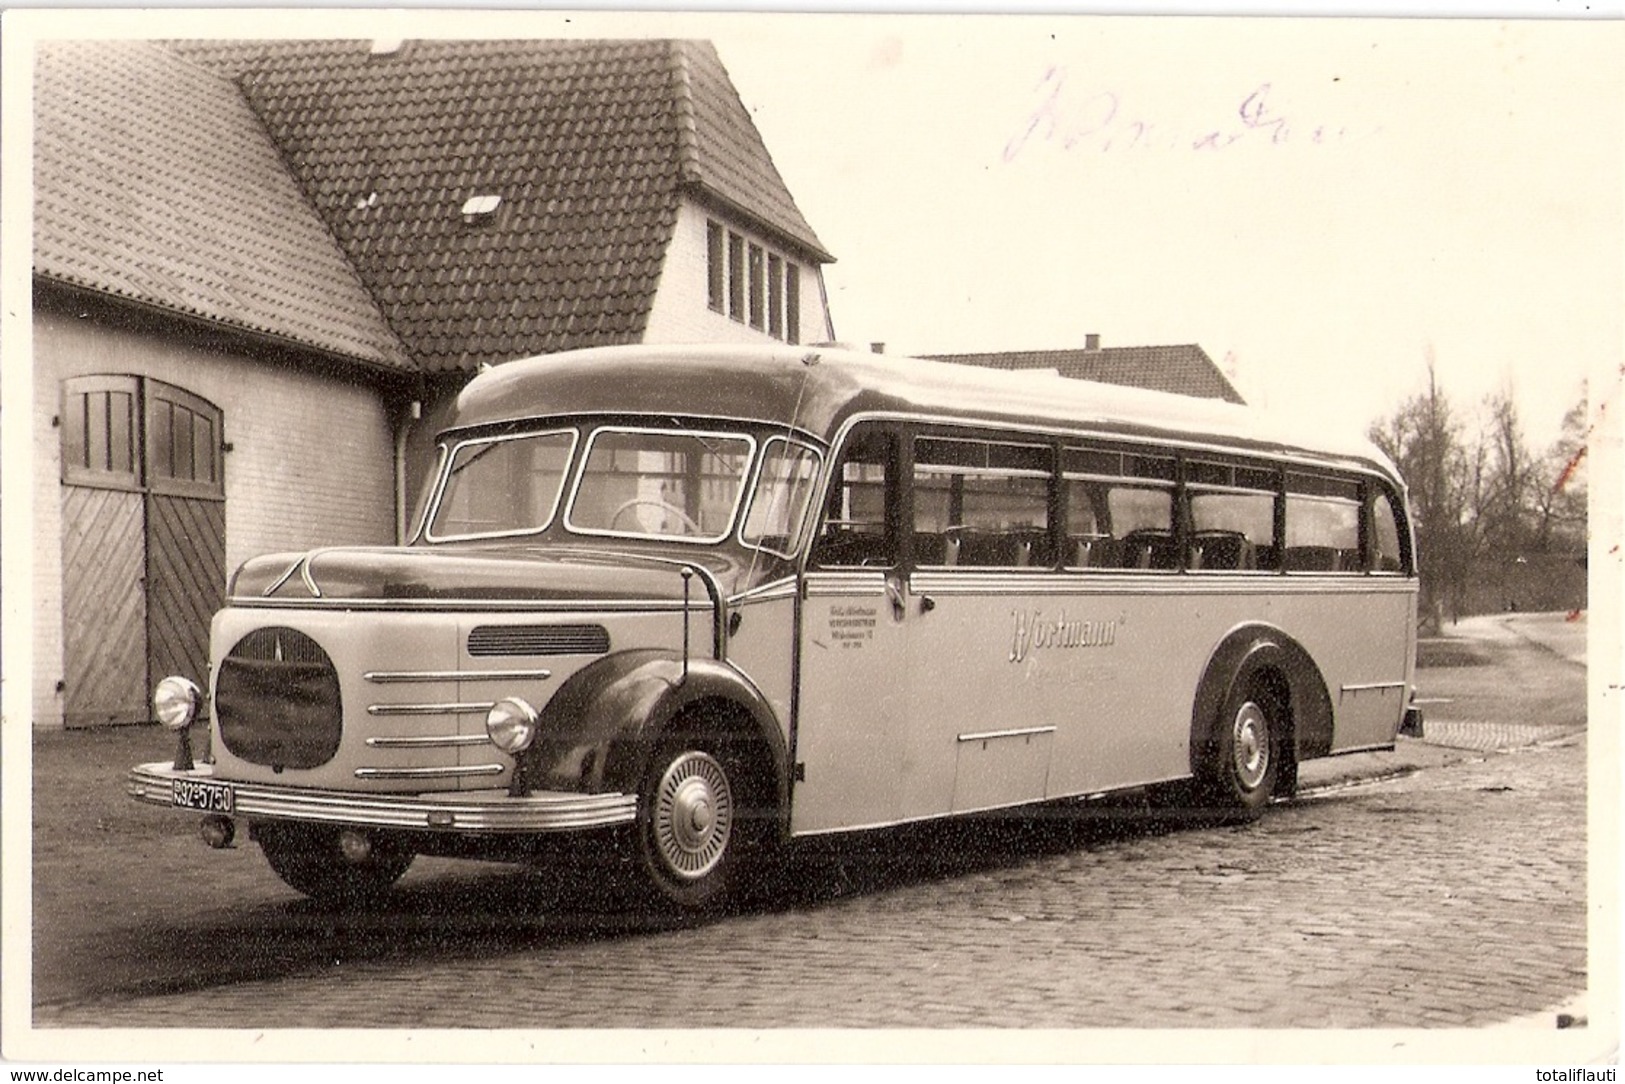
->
[29,38,835,729]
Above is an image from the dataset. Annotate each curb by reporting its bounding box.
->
[1294,736,1480,796]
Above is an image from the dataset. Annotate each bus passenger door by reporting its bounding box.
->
[790,425,908,834]
[794,570,908,832]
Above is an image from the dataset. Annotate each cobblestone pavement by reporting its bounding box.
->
[34,731,1587,1031]
[27,612,1592,1041]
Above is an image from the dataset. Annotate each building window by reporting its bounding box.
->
[707,222,726,314]
[786,264,801,345]
[768,254,784,339]
[727,232,746,323]
[748,244,766,330]
[61,375,224,499]
[62,376,139,487]
[707,218,806,341]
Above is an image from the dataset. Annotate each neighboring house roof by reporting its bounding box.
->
[923,344,1246,404]
[164,38,831,373]
[32,40,412,373]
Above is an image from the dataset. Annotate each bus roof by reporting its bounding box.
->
[448,343,1404,485]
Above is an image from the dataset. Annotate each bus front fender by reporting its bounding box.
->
[510,649,788,811]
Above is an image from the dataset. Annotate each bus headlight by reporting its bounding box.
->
[154,676,202,731]
[486,697,539,755]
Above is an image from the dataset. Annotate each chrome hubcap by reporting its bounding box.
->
[1232,701,1270,791]
[652,751,733,881]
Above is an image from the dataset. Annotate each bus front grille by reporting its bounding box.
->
[215,627,342,770]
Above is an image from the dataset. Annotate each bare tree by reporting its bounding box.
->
[1371,364,1589,627]
[1480,388,1535,556]
[1532,387,1588,555]
[1368,359,1478,631]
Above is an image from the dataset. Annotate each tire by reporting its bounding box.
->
[256,823,413,905]
[633,732,765,913]
[1201,675,1281,822]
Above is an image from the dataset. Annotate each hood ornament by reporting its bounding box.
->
[263,552,325,599]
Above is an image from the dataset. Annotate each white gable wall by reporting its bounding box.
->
[643,198,834,346]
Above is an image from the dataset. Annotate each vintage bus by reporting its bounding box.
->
[129,343,1420,910]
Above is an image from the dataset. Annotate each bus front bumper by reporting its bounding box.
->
[126,761,638,834]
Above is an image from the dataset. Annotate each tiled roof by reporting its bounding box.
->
[166,38,831,373]
[923,344,1246,404]
[32,41,411,372]
[674,41,830,261]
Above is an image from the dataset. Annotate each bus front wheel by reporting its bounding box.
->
[1203,677,1281,821]
[633,734,760,913]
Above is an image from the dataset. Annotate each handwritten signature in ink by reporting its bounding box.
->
[1002,66,1363,162]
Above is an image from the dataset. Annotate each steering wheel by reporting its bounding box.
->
[609,497,703,534]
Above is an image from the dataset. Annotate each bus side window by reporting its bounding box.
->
[1062,446,1177,571]
[1109,486,1178,570]
[810,427,898,568]
[912,436,1050,568]
[1188,489,1275,572]
[1283,472,1362,573]
[1369,487,1406,573]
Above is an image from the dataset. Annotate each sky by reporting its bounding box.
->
[5,7,1619,455]
[699,15,1620,451]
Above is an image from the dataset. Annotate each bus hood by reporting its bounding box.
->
[230,545,739,605]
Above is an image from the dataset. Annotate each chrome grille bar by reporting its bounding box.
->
[366,701,495,717]
[365,734,494,749]
[354,764,506,780]
[365,669,553,684]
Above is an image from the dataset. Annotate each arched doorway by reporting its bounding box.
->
[60,376,225,727]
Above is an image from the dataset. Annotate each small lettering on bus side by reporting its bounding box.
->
[829,605,878,649]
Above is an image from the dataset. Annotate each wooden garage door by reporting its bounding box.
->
[60,376,225,728]
[144,383,226,699]
[61,485,149,727]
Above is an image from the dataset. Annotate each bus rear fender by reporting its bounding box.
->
[1190,624,1334,792]
[510,649,789,825]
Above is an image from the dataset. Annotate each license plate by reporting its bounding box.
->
[172,779,234,814]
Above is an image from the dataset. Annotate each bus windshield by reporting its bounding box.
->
[425,429,576,541]
[565,427,756,543]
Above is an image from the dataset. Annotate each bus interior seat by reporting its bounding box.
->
[1071,534,1124,569]
[913,532,947,566]
[1282,545,1343,572]
[813,527,890,568]
[954,530,1008,567]
[1191,531,1256,571]
[1013,529,1053,569]
[1123,529,1179,570]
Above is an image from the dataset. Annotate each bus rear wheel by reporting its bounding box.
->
[1202,677,1281,821]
